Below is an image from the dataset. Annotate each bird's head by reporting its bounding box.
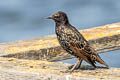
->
[47,11,69,24]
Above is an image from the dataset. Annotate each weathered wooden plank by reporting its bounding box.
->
[0,57,119,80]
[0,22,120,61]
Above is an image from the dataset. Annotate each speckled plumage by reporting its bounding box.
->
[47,11,109,71]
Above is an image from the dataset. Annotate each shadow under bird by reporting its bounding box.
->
[47,11,109,72]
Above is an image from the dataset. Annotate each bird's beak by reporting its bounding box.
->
[46,16,52,19]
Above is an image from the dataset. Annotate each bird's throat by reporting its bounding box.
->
[55,20,69,27]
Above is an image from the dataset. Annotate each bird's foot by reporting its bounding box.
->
[60,70,72,73]
[60,64,81,73]
[60,69,79,73]
[61,58,83,73]
[68,64,81,70]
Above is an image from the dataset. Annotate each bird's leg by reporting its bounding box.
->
[75,58,83,69]
[60,58,83,73]
[61,58,83,73]
[69,58,83,72]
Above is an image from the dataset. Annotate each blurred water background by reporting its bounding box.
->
[0,0,120,67]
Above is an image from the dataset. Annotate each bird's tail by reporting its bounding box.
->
[96,56,109,68]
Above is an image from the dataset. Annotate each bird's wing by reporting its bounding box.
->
[69,40,108,68]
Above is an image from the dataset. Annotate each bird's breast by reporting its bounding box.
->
[56,26,80,42]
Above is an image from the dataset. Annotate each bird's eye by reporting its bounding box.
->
[54,14,59,18]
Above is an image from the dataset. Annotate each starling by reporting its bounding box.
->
[47,11,109,72]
